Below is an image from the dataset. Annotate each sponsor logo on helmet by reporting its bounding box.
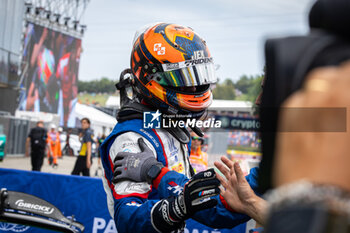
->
[154,43,166,55]
[192,50,205,60]
[165,63,179,70]
[185,57,213,67]
[14,199,54,215]
[162,57,214,71]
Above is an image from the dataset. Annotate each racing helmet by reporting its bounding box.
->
[130,23,217,118]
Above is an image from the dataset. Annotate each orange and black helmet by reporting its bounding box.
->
[130,23,217,118]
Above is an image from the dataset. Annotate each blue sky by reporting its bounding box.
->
[79,0,316,83]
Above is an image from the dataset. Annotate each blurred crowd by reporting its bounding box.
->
[228,131,261,149]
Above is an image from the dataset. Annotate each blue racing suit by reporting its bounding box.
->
[100,119,260,233]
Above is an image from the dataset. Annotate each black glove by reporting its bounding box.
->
[151,168,220,232]
[112,138,164,183]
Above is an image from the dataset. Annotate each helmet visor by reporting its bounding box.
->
[155,58,217,87]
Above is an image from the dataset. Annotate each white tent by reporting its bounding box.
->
[16,102,117,136]
[209,99,253,115]
[74,103,117,136]
[105,96,120,108]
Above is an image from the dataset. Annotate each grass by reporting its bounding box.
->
[226,145,261,152]
[77,93,113,106]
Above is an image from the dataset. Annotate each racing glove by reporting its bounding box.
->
[151,168,220,232]
[112,137,164,183]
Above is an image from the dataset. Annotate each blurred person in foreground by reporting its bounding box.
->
[265,62,350,233]
[100,22,260,233]
[25,120,48,171]
[214,59,350,233]
[215,63,350,233]
[71,118,92,176]
[253,0,350,231]
[198,0,350,231]
[189,132,208,173]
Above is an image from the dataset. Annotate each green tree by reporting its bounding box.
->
[246,75,263,102]
[234,75,252,93]
[234,74,264,103]
[212,78,236,100]
[78,77,116,93]
[212,74,264,101]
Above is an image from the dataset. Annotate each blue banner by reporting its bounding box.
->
[0,168,247,233]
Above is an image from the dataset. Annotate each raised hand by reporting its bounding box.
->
[215,156,267,224]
